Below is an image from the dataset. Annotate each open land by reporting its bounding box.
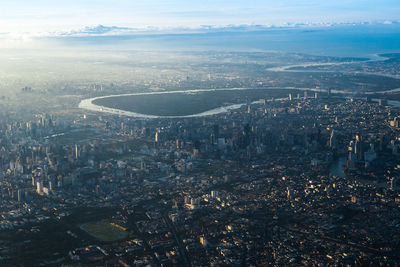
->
[80,220,128,242]
[92,88,303,116]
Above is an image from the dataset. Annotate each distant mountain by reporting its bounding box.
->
[58,25,137,36]
[1,20,399,42]
[53,20,400,38]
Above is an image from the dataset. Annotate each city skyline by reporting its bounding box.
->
[0,1,400,265]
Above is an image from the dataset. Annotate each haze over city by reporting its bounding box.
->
[0,0,400,266]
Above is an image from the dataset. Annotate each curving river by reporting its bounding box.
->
[79,88,291,119]
[79,54,400,118]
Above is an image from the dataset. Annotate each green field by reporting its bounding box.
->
[80,220,128,242]
[93,88,297,117]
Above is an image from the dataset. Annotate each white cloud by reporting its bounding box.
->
[0,0,399,36]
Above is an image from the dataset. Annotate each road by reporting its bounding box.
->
[162,213,191,267]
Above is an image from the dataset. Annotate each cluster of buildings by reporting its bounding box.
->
[1,92,400,265]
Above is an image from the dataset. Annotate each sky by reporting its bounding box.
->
[0,0,399,35]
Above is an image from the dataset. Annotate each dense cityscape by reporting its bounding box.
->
[1,78,400,265]
[1,1,400,264]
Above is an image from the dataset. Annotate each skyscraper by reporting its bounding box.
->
[329,130,336,149]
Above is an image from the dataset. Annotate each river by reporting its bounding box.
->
[79,53,400,118]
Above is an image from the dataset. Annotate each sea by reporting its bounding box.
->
[53,24,400,57]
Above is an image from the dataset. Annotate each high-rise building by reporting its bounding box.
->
[49,181,54,191]
[391,177,398,191]
[355,135,362,160]
[200,236,208,247]
[17,190,23,202]
[36,181,43,195]
[75,144,79,160]
[211,190,219,199]
[379,99,388,106]
[155,132,159,143]
[329,130,336,149]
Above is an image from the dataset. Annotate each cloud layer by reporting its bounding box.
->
[0,0,399,35]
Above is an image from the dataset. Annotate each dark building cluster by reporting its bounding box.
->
[0,91,400,266]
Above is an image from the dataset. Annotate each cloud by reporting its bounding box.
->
[1,0,400,34]
[0,20,399,44]
[59,25,135,36]
[36,20,400,38]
